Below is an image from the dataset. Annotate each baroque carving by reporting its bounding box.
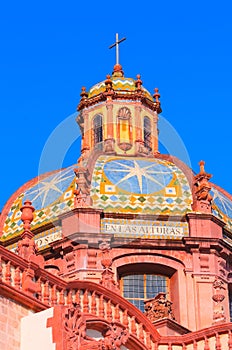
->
[144,292,175,322]
[100,323,129,350]
[99,242,119,293]
[193,160,212,213]
[74,166,92,207]
[64,303,129,350]
[135,139,150,157]
[64,303,89,350]
[117,107,131,120]
[212,278,226,324]
[104,138,115,154]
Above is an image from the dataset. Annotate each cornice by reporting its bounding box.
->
[78,91,161,113]
[186,212,227,227]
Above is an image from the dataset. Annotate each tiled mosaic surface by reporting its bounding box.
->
[91,156,193,215]
[211,186,232,231]
[2,165,76,240]
[88,77,153,101]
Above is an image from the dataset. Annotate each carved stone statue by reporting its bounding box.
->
[74,166,92,207]
[212,278,226,324]
[193,160,212,213]
[99,242,119,293]
[144,292,175,322]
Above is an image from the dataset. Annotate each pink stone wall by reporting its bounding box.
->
[0,296,30,350]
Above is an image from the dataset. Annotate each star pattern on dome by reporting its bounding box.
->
[24,166,75,210]
[212,187,232,219]
[104,159,173,194]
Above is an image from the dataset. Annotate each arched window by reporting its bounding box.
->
[120,273,168,312]
[144,116,152,151]
[93,114,103,147]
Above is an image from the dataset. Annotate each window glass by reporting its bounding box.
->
[144,116,152,151]
[93,114,103,146]
[121,274,168,312]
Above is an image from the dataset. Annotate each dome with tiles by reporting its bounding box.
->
[89,155,232,233]
[77,64,157,113]
[90,154,193,216]
[1,62,232,246]
[211,185,232,232]
[0,165,76,241]
[88,65,153,101]
[2,152,232,243]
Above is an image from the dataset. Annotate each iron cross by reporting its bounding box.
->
[109,33,126,65]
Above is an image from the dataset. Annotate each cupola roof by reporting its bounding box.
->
[77,64,161,113]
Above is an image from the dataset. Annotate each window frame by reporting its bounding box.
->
[92,114,103,147]
[143,116,152,151]
[120,273,169,312]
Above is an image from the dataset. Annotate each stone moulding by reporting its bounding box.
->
[1,244,232,349]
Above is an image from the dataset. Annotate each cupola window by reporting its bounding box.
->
[120,274,168,312]
[144,116,152,151]
[93,114,103,148]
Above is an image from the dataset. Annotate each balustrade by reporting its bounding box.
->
[1,246,232,349]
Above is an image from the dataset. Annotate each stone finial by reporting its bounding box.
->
[193,160,212,213]
[19,199,40,261]
[153,88,160,103]
[77,87,89,111]
[196,160,211,178]
[199,160,206,174]
[20,199,34,233]
[80,86,88,100]
[112,63,124,77]
[135,74,143,90]
[17,200,43,265]
[105,74,113,91]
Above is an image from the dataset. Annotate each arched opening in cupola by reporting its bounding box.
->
[93,114,103,148]
[143,116,152,151]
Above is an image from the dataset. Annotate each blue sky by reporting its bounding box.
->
[1,0,232,211]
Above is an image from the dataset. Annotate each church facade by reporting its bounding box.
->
[1,59,232,350]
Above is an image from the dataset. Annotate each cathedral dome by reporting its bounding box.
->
[2,148,232,244]
[1,64,232,246]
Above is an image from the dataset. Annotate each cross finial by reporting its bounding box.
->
[109,33,126,65]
